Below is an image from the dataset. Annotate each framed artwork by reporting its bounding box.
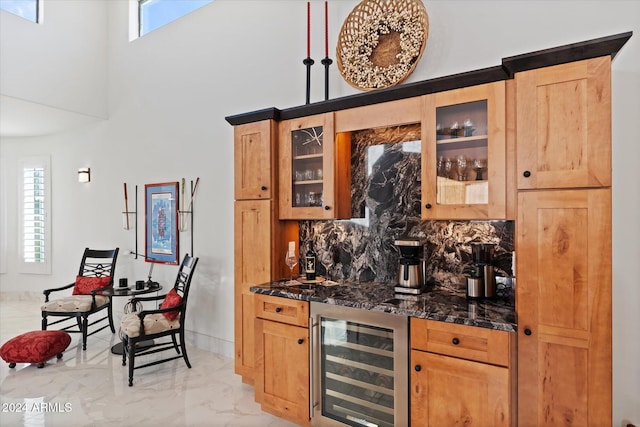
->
[145,182,179,265]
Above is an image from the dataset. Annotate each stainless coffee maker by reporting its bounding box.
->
[468,243,496,299]
[394,238,425,295]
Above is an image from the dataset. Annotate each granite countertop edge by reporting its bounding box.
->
[250,280,517,333]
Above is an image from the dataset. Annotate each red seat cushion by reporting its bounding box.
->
[72,275,112,295]
[160,289,182,321]
[0,331,71,365]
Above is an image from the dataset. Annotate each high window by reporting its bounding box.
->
[0,0,39,23]
[138,0,212,37]
[19,156,51,274]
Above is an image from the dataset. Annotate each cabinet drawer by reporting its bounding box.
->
[255,294,309,327]
[410,318,511,367]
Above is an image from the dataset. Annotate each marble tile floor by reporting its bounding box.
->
[0,299,297,427]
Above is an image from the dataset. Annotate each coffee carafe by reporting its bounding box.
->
[394,238,425,295]
[468,243,496,299]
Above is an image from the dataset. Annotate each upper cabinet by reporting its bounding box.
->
[279,113,350,220]
[422,82,507,219]
[516,57,611,190]
[234,120,277,200]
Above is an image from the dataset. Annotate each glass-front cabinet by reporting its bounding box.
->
[422,82,506,219]
[279,113,349,219]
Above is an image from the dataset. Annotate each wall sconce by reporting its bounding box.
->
[78,167,91,183]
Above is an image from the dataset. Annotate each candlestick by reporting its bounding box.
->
[123,183,130,230]
[304,56,315,104]
[321,57,332,101]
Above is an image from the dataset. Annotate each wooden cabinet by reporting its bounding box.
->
[515,56,613,427]
[233,120,283,384]
[516,57,611,190]
[278,113,350,220]
[422,81,507,219]
[516,189,611,427]
[233,199,273,382]
[254,294,310,426]
[410,318,515,426]
[234,120,277,200]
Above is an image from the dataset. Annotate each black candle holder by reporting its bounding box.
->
[303,56,315,105]
[321,57,333,101]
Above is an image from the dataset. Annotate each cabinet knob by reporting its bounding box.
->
[261,186,267,191]
[524,328,532,336]
[275,307,282,313]
[452,337,460,345]
[425,203,432,209]
[523,170,531,178]
[414,365,422,372]
[324,205,331,210]
[297,338,304,345]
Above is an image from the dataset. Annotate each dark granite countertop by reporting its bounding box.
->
[250,279,516,332]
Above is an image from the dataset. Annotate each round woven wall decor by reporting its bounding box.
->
[337,0,429,91]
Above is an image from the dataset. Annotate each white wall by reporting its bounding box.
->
[0,1,638,425]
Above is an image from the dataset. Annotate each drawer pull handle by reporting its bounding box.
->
[452,338,460,345]
[523,170,531,178]
[275,307,282,313]
[324,205,331,210]
[425,203,432,209]
[524,328,532,336]
[298,338,304,345]
[414,365,422,372]
[261,186,267,191]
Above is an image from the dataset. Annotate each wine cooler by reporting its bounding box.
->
[310,302,408,427]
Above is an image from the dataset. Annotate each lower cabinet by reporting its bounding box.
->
[410,318,516,426]
[254,294,310,426]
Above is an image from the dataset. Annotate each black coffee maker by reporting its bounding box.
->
[394,238,425,295]
[468,243,496,299]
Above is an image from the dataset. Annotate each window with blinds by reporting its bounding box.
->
[23,166,46,263]
[19,157,51,274]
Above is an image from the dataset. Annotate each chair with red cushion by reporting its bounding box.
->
[120,254,198,386]
[41,248,119,351]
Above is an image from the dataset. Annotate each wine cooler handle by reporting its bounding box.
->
[309,317,318,418]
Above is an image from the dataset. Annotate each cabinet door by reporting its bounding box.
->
[255,319,309,425]
[410,350,510,427]
[517,189,611,426]
[422,81,506,219]
[234,200,272,382]
[279,113,349,220]
[516,56,611,190]
[234,120,276,200]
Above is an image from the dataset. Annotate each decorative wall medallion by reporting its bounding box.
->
[337,0,429,91]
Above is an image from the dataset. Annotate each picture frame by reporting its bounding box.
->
[145,182,179,265]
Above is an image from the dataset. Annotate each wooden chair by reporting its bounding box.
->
[41,248,119,350]
[120,254,199,386]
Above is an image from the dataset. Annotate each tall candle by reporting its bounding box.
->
[324,1,329,57]
[288,241,296,256]
[307,2,311,58]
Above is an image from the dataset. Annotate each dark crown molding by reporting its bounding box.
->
[225,31,632,126]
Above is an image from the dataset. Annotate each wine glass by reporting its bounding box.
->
[444,158,453,179]
[473,158,487,180]
[319,248,333,281]
[285,251,298,284]
[456,155,468,181]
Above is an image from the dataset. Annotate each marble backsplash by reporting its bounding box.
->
[299,124,514,295]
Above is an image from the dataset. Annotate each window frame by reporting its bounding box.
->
[0,0,41,23]
[135,0,213,38]
[18,156,51,274]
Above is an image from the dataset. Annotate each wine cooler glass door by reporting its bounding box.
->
[311,303,408,427]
